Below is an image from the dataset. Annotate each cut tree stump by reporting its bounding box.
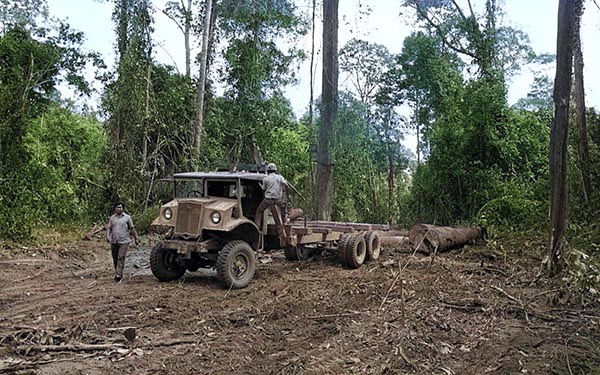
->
[408,224,484,254]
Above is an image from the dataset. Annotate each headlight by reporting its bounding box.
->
[210,211,221,224]
[163,208,173,220]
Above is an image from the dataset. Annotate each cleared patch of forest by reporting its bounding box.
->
[1,233,599,374]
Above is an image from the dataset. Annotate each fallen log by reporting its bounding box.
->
[386,229,409,237]
[379,236,411,250]
[81,225,106,241]
[408,224,484,254]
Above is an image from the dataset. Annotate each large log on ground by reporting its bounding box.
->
[380,235,411,250]
[408,224,484,254]
[386,229,409,237]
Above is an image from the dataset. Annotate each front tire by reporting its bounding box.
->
[216,240,256,289]
[150,242,186,281]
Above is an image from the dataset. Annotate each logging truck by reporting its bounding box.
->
[149,169,387,289]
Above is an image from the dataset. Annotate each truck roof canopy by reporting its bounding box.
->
[173,171,267,182]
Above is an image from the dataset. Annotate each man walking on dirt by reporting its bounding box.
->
[107,202,140,282]
[254,163,290,243]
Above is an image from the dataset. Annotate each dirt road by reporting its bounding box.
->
[1,235,599,374]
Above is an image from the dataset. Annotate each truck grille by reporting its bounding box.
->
[175,202,203,236]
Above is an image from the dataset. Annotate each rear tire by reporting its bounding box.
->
[364,231,381,261]
[150,242,186,281]
[216,240,256,289]
[344,234,366,269]
[337,233,353,267]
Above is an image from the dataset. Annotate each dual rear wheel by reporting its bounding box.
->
[337,231,381,269]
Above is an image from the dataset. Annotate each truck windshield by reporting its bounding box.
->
[175,179,203,198]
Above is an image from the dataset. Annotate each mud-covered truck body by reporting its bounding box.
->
[150,171,388,289]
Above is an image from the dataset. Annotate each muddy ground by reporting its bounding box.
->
[1,233,599,375]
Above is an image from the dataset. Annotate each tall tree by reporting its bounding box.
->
[105,0,155,203]
[381,31,463,164]
[339,39,405,222]
[308,0,317,127]
[217,0,306,165]
[315,0,338,220]
[572,0,591,204]
[339,39,393,107]
[194,0,213,154]
[162,0,194,77]
[0,0,101,238]
[548,0,581,276]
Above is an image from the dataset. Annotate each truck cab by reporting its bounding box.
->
[150,171,287,289]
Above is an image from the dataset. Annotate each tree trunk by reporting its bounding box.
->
[572,1,591,204]
[387,140,394,225]
[548,0,580,277]
[408,224,484,254]
[309,0,316,127]
[315,0,338,221]
[415,101,421,165]
[194,0,213,156]
[184,0,192,78]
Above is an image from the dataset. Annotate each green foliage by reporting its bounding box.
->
[0,4,103,240]
[264,124,311,197]
[380,31,464,158]
[409,101,550,227]
[477,195,546,231]
[147,64,196,173]
[104,0,154,204]
[129,205,160,234]
[320,94,410,224]
[219,0,307,38]
[0,108,107,240]
[0,175,37,240]
[1,0,48,30]
[564,247,600,307]
[340,38,394,104]
[515,75,554,112]
[397,1,548,227]
[25,107,107,222]
[567,108,600,226]
[212,0,307,164]
[330,95,374,222]
[336,38,411,225]
[103,1,199,208]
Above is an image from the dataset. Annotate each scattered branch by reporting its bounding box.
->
[398,344,414,367]
[379,264,402,311]
[13,337,201,354]
[306,311,363,320]
[81,225,106,241]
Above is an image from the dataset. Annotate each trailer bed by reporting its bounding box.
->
[266,219,389,248]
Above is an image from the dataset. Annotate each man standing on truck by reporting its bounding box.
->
[254,163,290,243]
[107,202,140,282]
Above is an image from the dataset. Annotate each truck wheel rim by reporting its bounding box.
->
[232,254,249,278]
[164,251,179,270]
